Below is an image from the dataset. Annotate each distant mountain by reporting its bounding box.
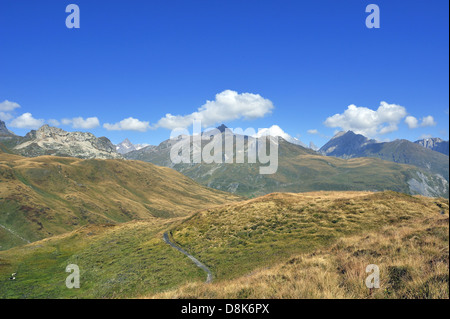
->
[116,138,150,154]
[125,129,448,198]
[0,120,28,150]
[0,120,15,137]
[319,131,377,158]
[415,137,449,156]
[309,141,319,151]
[13,125,122,159]
[320,131,449,181]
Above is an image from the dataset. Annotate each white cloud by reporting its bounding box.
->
[10,113,45,129]
[307,129,319,135]
[254,125,307,147]
[0,100,20,112]
[405,116,419,129]
[155,90,274,130]
[103,117,151,132]
[0,112,14,121]
[47,119,60,126]
[379,123,399,134]
[419,134,433,140]
[420,115,436,127]
[324,102,407,137]
[0,100,21,121]
[62,117,100,129]
[405,115,436,129]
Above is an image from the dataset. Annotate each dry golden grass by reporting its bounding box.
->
[146,192,449,299]
[148,213,449,299]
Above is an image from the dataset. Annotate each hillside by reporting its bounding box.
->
[0,153,241,250]
[166,191,449,281]
[1,191,447,299]
[0,218,207,298]
[152,203,449,299]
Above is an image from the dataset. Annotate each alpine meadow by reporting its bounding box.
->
[0,0,448,307]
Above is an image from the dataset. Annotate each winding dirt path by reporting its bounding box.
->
[163,232,213,283]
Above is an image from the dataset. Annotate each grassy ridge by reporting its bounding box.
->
[152,211,449,299]
[169,191,449,280]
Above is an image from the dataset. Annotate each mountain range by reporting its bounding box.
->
[1,120,449,199]
[125,125,449,198]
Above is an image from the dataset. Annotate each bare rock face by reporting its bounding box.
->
[14,125,122,159]
[415,138,449,156]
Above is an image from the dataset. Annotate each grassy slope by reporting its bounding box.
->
[0,191,447,299]
[0,218,206,298]
[189,154,448,198]
[168,191,449,281]
[152,211,449,299]
[0,153,241,250]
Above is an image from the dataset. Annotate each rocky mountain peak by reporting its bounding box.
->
[0,120,15,137]
[415,137,449,156]
[319,131,377,157]
[116,138,150,154]
[14,125,121,159]
[216,124,229,133]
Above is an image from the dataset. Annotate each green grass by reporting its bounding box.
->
[0,219,205,298]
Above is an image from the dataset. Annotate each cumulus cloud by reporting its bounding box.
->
[155,90,274,130]
[10,113,45,129]
[0,100,21,121]
[0,100,20,112]
[254,125,306,147]
[405,116,419,129]
[103,117,151,132]
[420,115,436,127]
[0,112,14,121]
[324,102,407,137]
[307,129,319,135]
[62,117,100,129]
[405,115,436,129]
[47,119,60,126]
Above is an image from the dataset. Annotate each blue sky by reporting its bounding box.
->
[0,0,448,147]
